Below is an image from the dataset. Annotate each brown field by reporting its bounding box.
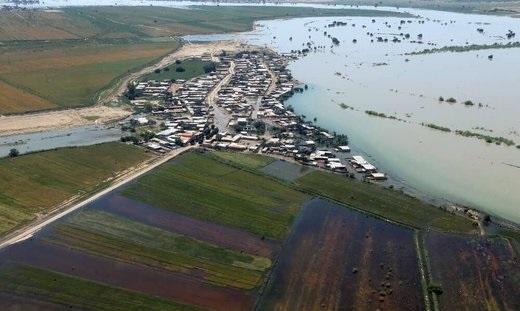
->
[1,240,255,311]
[427,232,520,311]
[0,81,56,114]
[93,194,279,257]
[258,198,424,311]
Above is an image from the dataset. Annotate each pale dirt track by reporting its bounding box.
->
[0,40,247,137]
[0,145,195,250]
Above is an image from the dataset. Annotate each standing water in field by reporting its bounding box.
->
[186,9,520,223]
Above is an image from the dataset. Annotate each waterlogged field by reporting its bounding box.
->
[426,232,520,311]
[296,171,475,232]
[258,199,424,311]
[121,151,309,240]
[0,142,151,235]
[0,39,179,112]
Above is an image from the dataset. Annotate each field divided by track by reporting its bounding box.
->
[0,142,151,235]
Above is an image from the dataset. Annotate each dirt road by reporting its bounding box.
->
[0,145,195,250]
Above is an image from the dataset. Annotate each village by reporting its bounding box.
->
[123,50,388,181]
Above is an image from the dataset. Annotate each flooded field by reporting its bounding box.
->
[426,232,520,311]
[0,292,74,311]
[258,198,423,311]
[186,9,520,224]
[260,159,315,182]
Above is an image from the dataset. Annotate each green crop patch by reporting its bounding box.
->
[121,151,309,240]
[0,265,204,311]
[296,171,475,233]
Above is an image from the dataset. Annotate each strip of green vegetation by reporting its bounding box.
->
[295,171,475,232]
[0,142,151,236]
[0,265,204,311]
[121,151,309,240]
[407,41,520,55]
[365,110,403,121]
[212,151,277,170]
[422,123,451,133]
[455,130,515,146]
[46,209,269,289]
[141,59,215,82]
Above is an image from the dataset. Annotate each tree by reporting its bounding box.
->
[175,59,181,65]
[176,66,185,72]
[203,62,217,73]
[154,68,161,74]
[9,148,19,157]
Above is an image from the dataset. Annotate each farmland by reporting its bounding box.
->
[258,199,424,311]
[121,151,309,240]
[295,171,475,233]
[426,232,520,311]
[0,264,204,311]
[0,39,179,112]
[0,142,151,235]
[141,58,215,82]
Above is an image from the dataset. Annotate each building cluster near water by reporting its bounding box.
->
[123,50,387,181]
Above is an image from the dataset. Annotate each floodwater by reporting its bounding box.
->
[0,125,122,157]
[186,9,520,223]
[260,159,315,182]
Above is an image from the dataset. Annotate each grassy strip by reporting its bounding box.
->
[0,264,204,311]
[0,142,151,236]
[454,130,515,146]
[407,42,520,55]
[295,171,475,232]
[45,209,270,289]
[422,123,451,133]
[212,151,277,170]
[140,59,214,82]
[121,151,309,240]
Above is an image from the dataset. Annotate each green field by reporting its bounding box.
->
[47,209,270,290]
[141,58,214,82]
[295,171,475,233]
[0,265,203,311]
[0,39,180,110]
[121,151,309,240]
[212,151,277,170]
[0,142,151,236]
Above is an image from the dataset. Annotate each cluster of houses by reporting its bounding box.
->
[123,51,387,181]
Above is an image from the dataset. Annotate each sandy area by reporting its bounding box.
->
[0,40,250,137]
[0,106,131,137]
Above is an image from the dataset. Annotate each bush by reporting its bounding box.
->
[8,148,19,157]
[175,59,181,65]
[154,68,161,74]
[175,67,185,72]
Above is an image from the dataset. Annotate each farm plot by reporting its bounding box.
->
[426,232,520,311]
[0,263,205,311]
[0,142,151,236]
[0,80,56,114]
[0,39,179,112]
[93,194,278,257]
[296,171,475,232]
[44,209,271,290]
[121,151,309,240]
[258,198,424,311]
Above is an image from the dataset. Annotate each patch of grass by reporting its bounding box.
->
[0,265,204,311]
[121,151,309,240]
[0,142,151,236]
[45,209,269,289]
[141,58,214,82]
[295,171,475,232]
[212,151,276,170]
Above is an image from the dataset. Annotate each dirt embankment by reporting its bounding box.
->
[0,40,248,137]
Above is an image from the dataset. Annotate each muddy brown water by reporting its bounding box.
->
[257,198,424,311]
[0,239,255,311]
[91,193,279,257]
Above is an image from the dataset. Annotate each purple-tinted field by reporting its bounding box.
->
[0,239,255,311]
[427,232,520,311]
[258,198,424,311]
[0,293,75,311]
[93,194,279,257]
